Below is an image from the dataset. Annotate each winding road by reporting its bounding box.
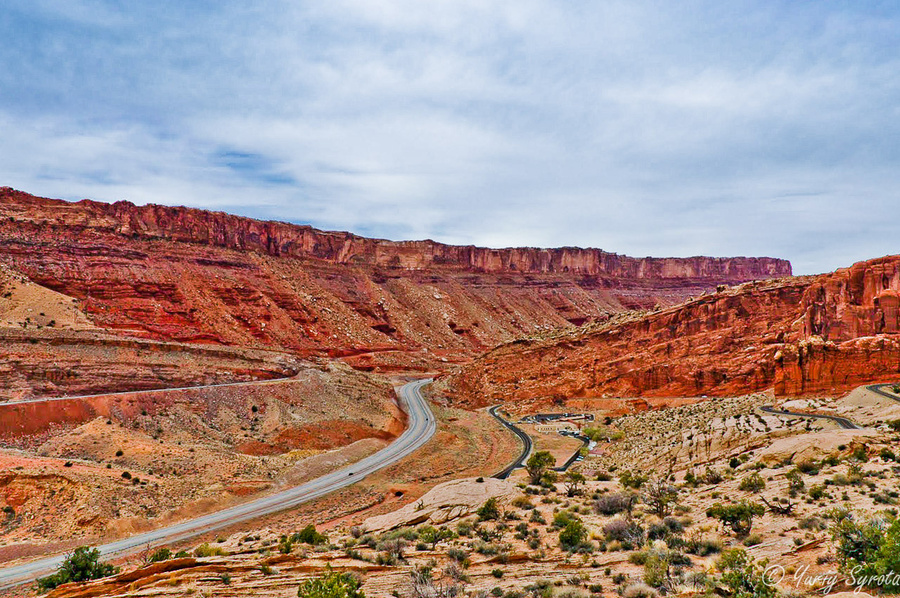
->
[488,406,532,479]
[866,383,900,403]
[0,378,436,590]
[759,405,860,430]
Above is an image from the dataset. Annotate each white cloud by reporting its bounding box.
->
[0,1,898,274]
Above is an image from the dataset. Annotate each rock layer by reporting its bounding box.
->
[440,256,900,405]
[0,188,789,373]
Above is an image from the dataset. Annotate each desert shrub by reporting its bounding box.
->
[559,520,589,552]
[880,448,897,462]
[808,484,828,500]
[738,473,766,493]
[36,546,117,591]
[712,548,777,598]
[477,497,501,521]
[603,519,644,549]
[148,547,172,563]
[594,492,637,516]
[742,534,763,547]
[851,445,869,462]
[279,536,294,554]
[642,478,679,517]
[474,540,501,555]
[798,516,827,531]
[194,543,227,557]
[796,459,820,475]
[706,501,764,536]
[512,496,535,510]
[830,514,900,592]
[619,470,647,489]
[622,582,658,598]
[446,548,469,566]
[685,536,722,556]
[417,525,455,549]
[823,453,841,467]
[703,467,723,485]
[526,451,556,485]
[294,524,328,545]
[297,568,365,598]
[786,469,805,493]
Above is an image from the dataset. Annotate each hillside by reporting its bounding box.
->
[439,255,900,406]
[0,187,789,380]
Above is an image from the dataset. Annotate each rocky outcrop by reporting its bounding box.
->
[0,188,790,279]
[362,477,516,532]
[440,255,900,404]
[0,188,789,372]
[0,329,299,400]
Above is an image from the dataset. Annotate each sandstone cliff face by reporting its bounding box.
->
[0,188,790,371]
[0,188,790,279]
[440,255,900,405]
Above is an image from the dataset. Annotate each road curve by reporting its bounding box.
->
[760,405,861,430]
[0,379,436,590]
[866,383,900,403]
[0,376,296,407]
[488,406,532,479]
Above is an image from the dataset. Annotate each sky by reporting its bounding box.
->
[1,1,898,275]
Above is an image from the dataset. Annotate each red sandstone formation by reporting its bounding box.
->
[439,256,900,405]
[0,188,789,374]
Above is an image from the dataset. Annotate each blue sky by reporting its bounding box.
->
[1,1,898,274]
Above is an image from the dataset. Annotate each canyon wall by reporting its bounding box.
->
[440,255,900,405]
[0,188,790,279]
[0,188,790,375]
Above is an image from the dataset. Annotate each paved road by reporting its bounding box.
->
[488,406,532,479]
[0,376,295,407]
[0,379,436,590]
[866,383,900,403]
[760,405,861,430]
[552,433,590,472]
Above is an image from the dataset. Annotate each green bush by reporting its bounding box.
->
[294,524,328,545]
[297,568,365,598]
[738,473,766,493]
[36,546,117,591]
[619,470,647,489]
[712,549,777,598]
[559,520,589,552]
[477,497,501,521]
[526,451,556,485]
[148,547,172,563]
[194,543,227,557]
[706,501,764,536]
[831,513,900,592]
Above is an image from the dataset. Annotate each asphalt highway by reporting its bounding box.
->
[0,376,295,407]
[0,378,436,590]
[760,405,861,430]
[866,383,900,403]
[488,406,532,479]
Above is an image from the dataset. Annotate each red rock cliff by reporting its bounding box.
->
[0,187,790,280]
[440,255,900,405]
[0,188,790,368]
